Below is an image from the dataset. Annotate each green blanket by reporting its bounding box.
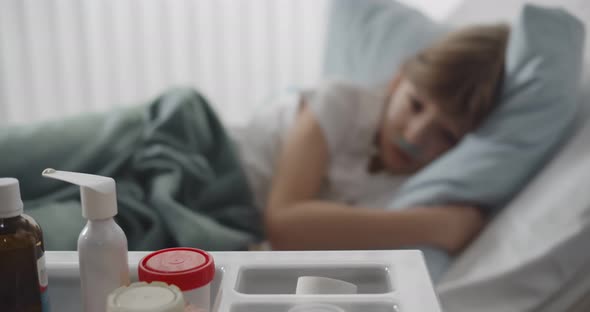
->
[0,88,262,251]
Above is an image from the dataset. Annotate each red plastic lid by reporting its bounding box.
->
[138,247,215,291]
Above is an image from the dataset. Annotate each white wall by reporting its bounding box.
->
[0,0,460,126]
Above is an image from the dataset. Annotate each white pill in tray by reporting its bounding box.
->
[295,276,358,295]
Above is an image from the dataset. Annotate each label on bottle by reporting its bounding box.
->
[37,253,50,312]
[37,254,48,288]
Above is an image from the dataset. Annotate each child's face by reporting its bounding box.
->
[377,78,467,174]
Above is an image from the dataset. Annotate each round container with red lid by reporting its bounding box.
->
[138,248,215,312]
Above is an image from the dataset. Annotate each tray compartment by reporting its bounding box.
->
[235,264,393,295]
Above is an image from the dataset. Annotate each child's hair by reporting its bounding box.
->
[400,24,510,131]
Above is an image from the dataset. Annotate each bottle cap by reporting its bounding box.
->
[42,169,117,220]
[107,281,185,312]
[138,248,215,291]
[0,178,24,218]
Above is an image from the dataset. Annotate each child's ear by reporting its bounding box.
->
[388,72,403,94]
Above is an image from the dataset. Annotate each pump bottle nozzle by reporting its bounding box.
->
[42,168,118,220]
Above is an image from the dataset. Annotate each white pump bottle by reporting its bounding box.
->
[42,169,129,312]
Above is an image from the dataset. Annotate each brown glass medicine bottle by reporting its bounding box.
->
[0,178,49,312]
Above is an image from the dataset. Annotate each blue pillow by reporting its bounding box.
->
[323,2,586,212]
[323,0,446,87]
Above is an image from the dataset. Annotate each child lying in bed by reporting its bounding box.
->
[231,23,509,254]
[1,23,509,264]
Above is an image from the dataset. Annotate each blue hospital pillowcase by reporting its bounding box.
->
[323,0,446,87]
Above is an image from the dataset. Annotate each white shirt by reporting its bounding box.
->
[229,80,408,210]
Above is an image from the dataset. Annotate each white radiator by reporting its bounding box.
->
[0,0,329,125]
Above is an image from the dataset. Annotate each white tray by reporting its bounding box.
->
[46,250,441,312]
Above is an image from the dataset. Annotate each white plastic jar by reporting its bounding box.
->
[107,281,185,312]
[138,248,215,312]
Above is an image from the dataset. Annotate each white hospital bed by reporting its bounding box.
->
[435,0,590,311]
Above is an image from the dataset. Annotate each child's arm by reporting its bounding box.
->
[265,103,484,253]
